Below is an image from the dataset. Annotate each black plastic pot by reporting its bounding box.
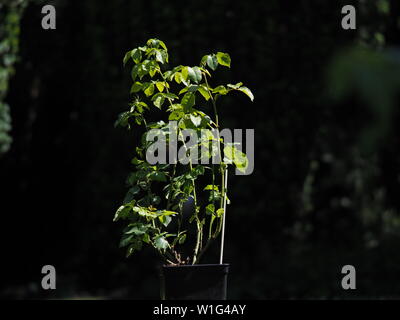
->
[159,264,229,300]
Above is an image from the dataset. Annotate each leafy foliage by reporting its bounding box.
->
[114,39,253,264]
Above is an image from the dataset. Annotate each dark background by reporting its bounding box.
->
[1,0,400,299]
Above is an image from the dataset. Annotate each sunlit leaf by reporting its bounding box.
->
[216,52,231,67]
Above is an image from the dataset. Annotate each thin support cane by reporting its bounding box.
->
[219,166,229,264]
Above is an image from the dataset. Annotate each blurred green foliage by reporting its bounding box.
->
[0,0,27,155]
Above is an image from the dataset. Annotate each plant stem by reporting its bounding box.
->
[204,74,228,264]
[219,166,229,264]
[164,83,203,264]
[166,163,176,210]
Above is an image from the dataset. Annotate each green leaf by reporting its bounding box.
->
[187,66,202,83]
[174,72,183,84]
[155,81,165,92]
[179,87,189,95]
[114,111,133,128]
[198,85,211,100]
[130,82,143,93]
[190,114,202,127]
[167,103,183,112]
[159,40,168,51]
[154,236,169,250]
[163,93,178,100]
[181,67,189,81]
[223,145,249,173]
[123,50,131,65]
[169,111,184,121]
[181,92,195,110]
[131,157,142,165]
[155,49,168,64]
[131,64,140,81]
[216,208,224,217]
[152,93,165,109]
[238,86,254,101]
[143,234,151,244]
[227,82,243,90]
[147,38,160,47]
[144,83,155,97]
[206,203,215,215]
[158,210,178,216]
[132,206,152,217]
[207,54,218,71]
[138,60,150,79]
[204,185,219,191]
[131,48,142,64]
[158,215,172,227]
[212,85,228,95]
[216,52,231,67]
[113,205,131,221]
[125,223,150,235]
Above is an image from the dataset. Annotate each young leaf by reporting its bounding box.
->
[131,48,142,64]
[159,40,168,51]
[174,72,183,84]
[238,86,254,101]
[123,50,132,65]
[204,185,219,191]
[154,236,169,250]
[179,87,189,95]
[158,215,172,227]
[155,49,167,64]
[216,52,231,67]
[190,114,202,127]
[198,85,211,100]
[144,83,155,97]
[212,85,228,95]
[223,145,249,173]
[206,204,215,215]
[188,66,202,83]
[152,94,165,109]
[113,205,131,222]
[207,54,218,71]
[155,82,165,92]
[227,82,243,90]
[147,38,160,47]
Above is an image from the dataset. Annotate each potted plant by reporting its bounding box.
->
[113,39,254,300]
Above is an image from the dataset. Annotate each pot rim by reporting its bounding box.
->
[162,263,229,269]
